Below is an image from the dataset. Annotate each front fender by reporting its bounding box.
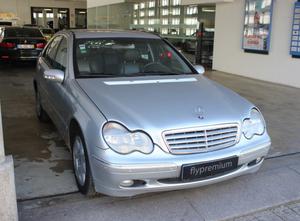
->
[66,80,108,155]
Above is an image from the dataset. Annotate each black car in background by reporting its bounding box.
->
[0,27,46,62]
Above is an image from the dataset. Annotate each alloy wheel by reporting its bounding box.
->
[73,136,87,186]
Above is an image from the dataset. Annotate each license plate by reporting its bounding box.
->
[181,157,238,180]
[17,44,34,49]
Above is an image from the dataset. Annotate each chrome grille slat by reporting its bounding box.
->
[170,145,206,150]
[167,137,207,145]
[165,132,205,140]
[207,137,236,146]
[163,124,239,154]
[206,128,238,136]
[208,141,236,149]
[171,148,206,154]
[169,142,207,149]
[207,133,236,141]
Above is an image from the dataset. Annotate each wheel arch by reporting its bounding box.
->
[69,117,96,195]
[69,118,83,149]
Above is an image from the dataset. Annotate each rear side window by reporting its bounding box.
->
[5,28,43,38]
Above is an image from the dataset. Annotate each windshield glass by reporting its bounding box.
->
[74,38,194,78]
[5,28,43,37]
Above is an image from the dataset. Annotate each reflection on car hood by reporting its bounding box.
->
[76,75,253,132]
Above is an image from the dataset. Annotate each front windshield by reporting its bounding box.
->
[74,38,194,78]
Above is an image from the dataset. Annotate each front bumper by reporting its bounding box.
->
[91,140,271,197]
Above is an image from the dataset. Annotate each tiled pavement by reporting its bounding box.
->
[229,201,300,221]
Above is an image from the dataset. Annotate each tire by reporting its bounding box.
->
[35,90,49,122]
[72,129,96,196]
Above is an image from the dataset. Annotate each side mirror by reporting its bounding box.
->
[43,69,64,83]
[194,65,205,75]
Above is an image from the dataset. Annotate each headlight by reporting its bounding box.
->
[102,122,154,154]
[242,109,266,139]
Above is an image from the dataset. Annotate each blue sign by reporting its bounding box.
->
[290,2,300,57]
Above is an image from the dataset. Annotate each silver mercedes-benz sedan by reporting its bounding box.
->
[34,30,271,197]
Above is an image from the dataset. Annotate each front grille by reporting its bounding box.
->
[163,124,240,154]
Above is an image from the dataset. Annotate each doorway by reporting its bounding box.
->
[75,9,87,29]
[31,7,70,30]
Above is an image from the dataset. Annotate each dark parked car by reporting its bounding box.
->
[0,26,46,62]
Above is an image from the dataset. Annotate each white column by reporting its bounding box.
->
[53,9,59,29]
[0,103,18,221]
[43,9,47,27]
[0,103,4,162]
[70,8,75,28]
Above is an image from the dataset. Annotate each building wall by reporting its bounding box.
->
[87,1,205,37]
[182,0,233,5]
[87,0,124,8]
[0,0,86,28]
[213,0,300,88]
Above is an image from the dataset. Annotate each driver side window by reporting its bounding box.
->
[43,36,67,72]
[53,37,67,71]
[44,36,62,64]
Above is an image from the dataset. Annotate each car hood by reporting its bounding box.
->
[76,75,254,147]
[77,75,253,128]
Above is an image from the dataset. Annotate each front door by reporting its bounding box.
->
[38,35,69,136]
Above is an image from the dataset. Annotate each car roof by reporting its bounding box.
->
[69,29,161,39]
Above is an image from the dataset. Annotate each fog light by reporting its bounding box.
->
[120,180,134,187]
[248,157,264,167]
[256,157,263,164]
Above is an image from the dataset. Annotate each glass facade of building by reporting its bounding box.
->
[88,0,215,41]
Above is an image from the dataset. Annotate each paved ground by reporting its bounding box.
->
[0,62,76,200]
[228,200,300,221]
[1,61,300,220]
[17,153,300,221]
